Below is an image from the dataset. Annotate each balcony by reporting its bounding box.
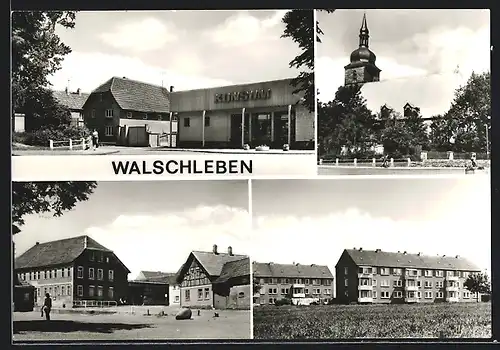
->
[405,297,419,303]
[292,293,306,298]
[446,275,459,281]
[358,284,373,291]
[357,273,373,278]
[292,284,305,289]
[446,296,460,302]
[358,297,373,303]
[405,285,419,291]
[445,286,459,292]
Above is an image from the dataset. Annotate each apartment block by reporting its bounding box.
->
[335,248,482,304]
[253,262,334,305]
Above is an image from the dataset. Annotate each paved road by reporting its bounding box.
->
[13,146,315,156]
[13,309,251,341]
[318,166,490,176]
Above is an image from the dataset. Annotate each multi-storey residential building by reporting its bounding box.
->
[14,235,130,308]
[252,261,334,305]
[335,248,482,304]
[176,245,250,309]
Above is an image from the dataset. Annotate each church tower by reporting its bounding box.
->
[344,13,381,86]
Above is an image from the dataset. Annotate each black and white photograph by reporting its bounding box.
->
[12,181,251,341]
[251,178,491,339]
[12,10,315,158]
[316,9,490,175]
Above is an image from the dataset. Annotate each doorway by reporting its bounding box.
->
[251,113,271,146]
[230,113,250,147]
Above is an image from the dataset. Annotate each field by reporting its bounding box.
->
[13,308,251,341]
[253,303,491,339]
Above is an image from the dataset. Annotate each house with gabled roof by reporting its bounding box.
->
[252,261,334,306]
[14,235,130,309]
[335,247,482,305]
[176,244,250,309]
[82,76,177,146]
[53,88,90,127]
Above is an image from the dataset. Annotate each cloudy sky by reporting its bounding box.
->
[48,10,300,93]
[316,9,490,117]
[14,181,250,279]
[251,178,491,280]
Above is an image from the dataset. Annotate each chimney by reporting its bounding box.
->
[417,252,422,256]
[375,249,381,253]
[212,244,218,255]
[359,247,363,251]
[122,77,127,79]
[353,247,356,250]
[84,236,88,249]
[170,85,174,92]
[455,255,460,259]
[36,242,39,245]
[77,88,81,96]
[403,251,407,255]
[228,246,233,256]
[65,87,69,95]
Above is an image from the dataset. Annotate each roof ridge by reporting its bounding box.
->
[111,76,168,90]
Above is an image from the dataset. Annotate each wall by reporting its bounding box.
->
[180,284,213,308]
[255,278,333,305]
[169,285,181,306]
[335,252,359,304]
[83,92,121,143]
[14,114,25,132]
[17,265,74,308]
[73,250,129,304]
[119,118,177,134]
[295,105,314,142]
[170,79,302,112]
[227,285,250,309]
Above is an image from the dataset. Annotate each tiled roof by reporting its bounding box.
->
[253,262,334,279]
[137,271,178,285]
[91,77,170,114]
[14,235,128,272]
[192,251,248,277]
[215,257,250,283]
[343,249,481,271]
[53,90,90,110]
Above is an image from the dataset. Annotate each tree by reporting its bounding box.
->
[380,116,414,157]
[281,9,334,112]
[318,85,376,157]
[403,108,429,151]
[12,11,77,129]
[438,71,491,152]
[12,181,97,234]
[464,272,491,302]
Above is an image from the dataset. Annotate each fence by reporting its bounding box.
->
[72,300,118,308]
[318,157,411,167]
[49,137,92,151]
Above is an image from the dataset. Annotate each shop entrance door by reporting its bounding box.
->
[273,112,289,148]
[251,113,272,146]
[230,113,250,147]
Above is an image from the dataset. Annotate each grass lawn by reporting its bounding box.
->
[253,302,491,339]
[13,309,251,341]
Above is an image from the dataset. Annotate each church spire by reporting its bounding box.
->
[359,12,369,48]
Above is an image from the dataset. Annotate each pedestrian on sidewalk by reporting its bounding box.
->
[42,293,52,321]
[91,129,99,150]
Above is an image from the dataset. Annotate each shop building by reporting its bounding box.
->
[252,261,334,306]
[14,235,130,308]
[170,78,315,150]
[176,245,250,309]
[335,248,482,304]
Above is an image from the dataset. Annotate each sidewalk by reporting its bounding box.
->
[12,148,121,156]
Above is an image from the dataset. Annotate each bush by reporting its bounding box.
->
[12,132,30,144]
[26,125,91,147]
[274,298,292,306]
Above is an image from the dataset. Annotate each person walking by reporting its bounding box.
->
[42,293,52,321]
[91,129,99,150]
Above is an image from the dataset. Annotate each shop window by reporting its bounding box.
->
[184,117,190,127]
